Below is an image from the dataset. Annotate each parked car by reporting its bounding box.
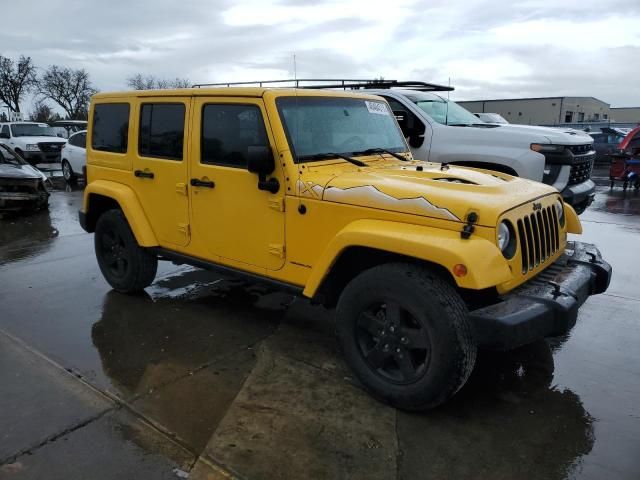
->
[0,143,50,213]
[61,130,87,183]
[49,120,88,139]
[346,81,596,214]
[473,112,509,124]
[0,122,66,167]
[588,127,627,163]
[79,85,611,410]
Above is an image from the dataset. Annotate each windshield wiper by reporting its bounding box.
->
[352,148,409,162]
[447,123,473,127]
[300,152,367,167]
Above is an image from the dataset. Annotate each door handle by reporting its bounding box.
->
[134,169,154,179]
[190,178,215,188]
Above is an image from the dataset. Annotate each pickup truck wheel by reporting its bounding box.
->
[94,209,157,293]
[336,263,476,410]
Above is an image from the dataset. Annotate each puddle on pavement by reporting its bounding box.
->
[91,279,285,400]
[0,186,84,265]
[397,339,595,480]
[587,183,640,217]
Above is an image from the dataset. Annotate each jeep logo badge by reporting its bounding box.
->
[532,202,542,211]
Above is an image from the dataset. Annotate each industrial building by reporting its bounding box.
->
[610,107,640,123]
[457,96,613,126]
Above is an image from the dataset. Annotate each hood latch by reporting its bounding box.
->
[461,212,478,239]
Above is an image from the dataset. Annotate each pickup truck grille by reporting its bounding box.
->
[567,144,593,155]
[38,142,64,153]
[568,157,594,186]
[516,205,560,274]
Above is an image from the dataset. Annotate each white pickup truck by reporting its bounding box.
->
[360,83,596,213]
[0,122,66,167]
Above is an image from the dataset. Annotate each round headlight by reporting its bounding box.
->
[498,221,510,251]
[554,200,565,227]
[498,221,516,259]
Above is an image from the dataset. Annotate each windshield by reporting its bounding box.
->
[406,92,481,126]
[276,97,408,161]
[0,144,27,165]
[479,113,508,124]
[10,123,57,137]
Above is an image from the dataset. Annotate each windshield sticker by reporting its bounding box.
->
[365,101,388,116]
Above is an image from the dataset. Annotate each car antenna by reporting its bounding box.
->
[441,77,451,171]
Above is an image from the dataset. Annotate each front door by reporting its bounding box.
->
[131,97,191,247]
[189,97,285,271]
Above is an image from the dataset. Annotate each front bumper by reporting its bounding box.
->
[561,179,596,208]
[21,151,61,165]
[0,190,49,212]
[469,241,611,350]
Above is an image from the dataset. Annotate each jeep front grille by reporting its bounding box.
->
[516,206,560,273]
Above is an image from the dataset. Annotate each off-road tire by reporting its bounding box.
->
[336,262,476,410]
[62,159,77,184]
[94,209,157,293]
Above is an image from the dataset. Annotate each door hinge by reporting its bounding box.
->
[269,243,285,258]
[177,223,190,236]
[176,182,188,195]
[268,198,285,212]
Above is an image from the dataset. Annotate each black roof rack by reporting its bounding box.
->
[191,79,454,92]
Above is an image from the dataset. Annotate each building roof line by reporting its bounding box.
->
[457,96,609,104]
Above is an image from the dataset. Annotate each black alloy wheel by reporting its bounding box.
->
[98,228,129,280]
[356,300,430,385]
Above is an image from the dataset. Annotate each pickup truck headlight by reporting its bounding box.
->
[555,200,565,227]
[25,144,40,152]
[531,143,565,153]
[498,221,516,259]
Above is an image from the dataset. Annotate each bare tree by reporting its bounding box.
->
[38,66,98,120]
[127,74,191,90]
[0,55,37,113]
[29,100,61,123]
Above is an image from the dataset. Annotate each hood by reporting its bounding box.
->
[492,124,594,145]
[298,161,558,227]
[0,162,46,181]
[14,136,66,145]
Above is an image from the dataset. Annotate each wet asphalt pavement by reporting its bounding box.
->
[0,167,639,479]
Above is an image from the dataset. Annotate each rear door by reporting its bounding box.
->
[131,97,191,247]
[69,132,87,172]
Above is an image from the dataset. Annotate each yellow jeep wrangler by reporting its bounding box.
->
[80,87,611,410]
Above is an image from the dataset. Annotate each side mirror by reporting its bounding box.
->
[247,145,279,193]
[247,145,275,175]
[0,132,9,139]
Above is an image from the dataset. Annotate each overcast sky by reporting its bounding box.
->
[3,0,640,113]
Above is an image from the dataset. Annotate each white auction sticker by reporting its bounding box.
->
[365,101,388,115]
